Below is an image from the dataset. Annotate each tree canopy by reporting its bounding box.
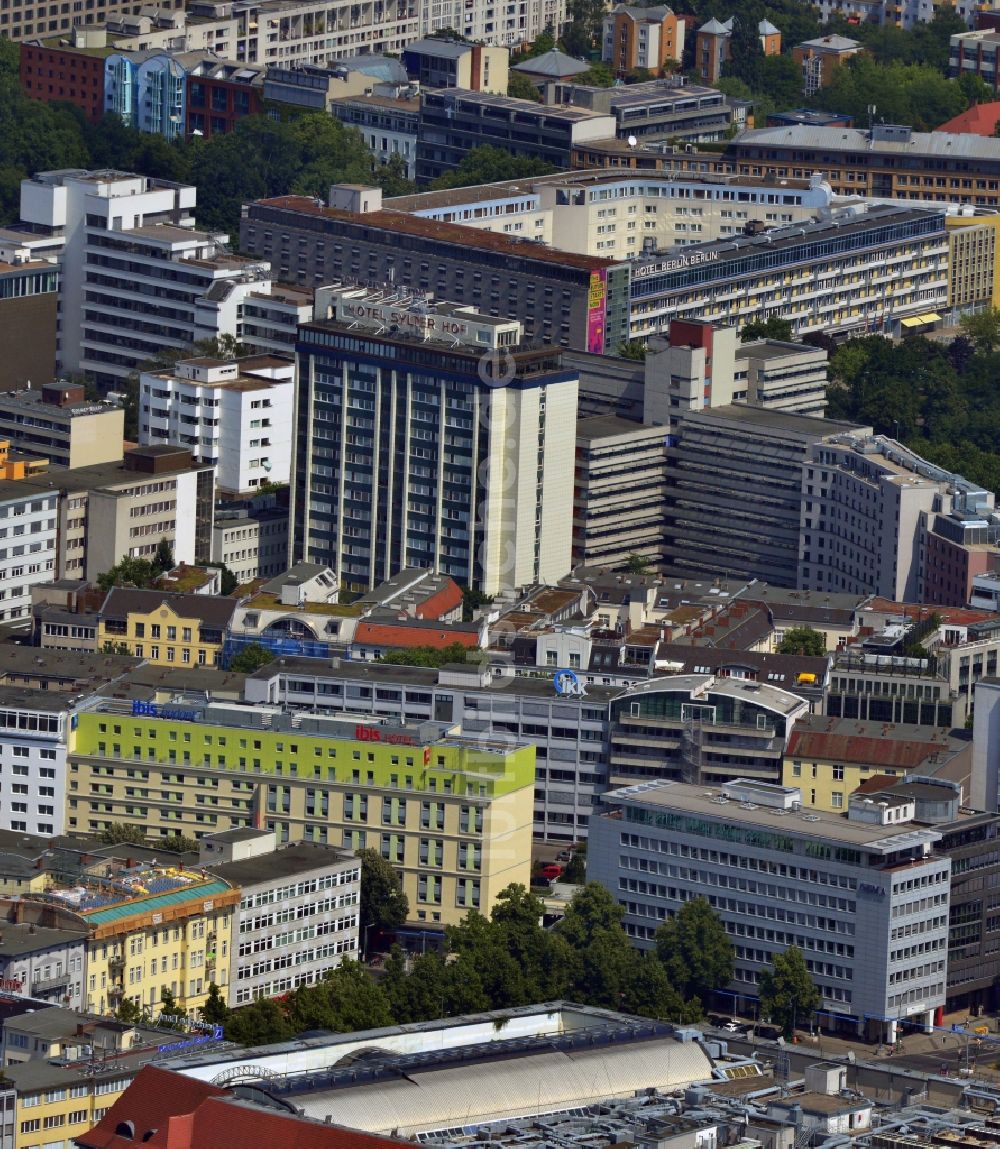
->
[358,848,410,946]
[758,946,820,1037]
[379,642,473,668]
[228,643,276,674]
[825,333,1000,496]
[741,316,794,343]
[428,145,557,190]
[776,626,826,657]
[655,896,735,1003]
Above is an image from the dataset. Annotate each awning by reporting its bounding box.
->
[919,312,942,323]
[900,316,924,328]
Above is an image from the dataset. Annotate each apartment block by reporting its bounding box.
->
[419,0,565,46]
[199,831,360,1006]
[328,90,420,181]
[212,501,290,586]
[602,4,685,75]
[401,39,508,93]
[588,777,950,1039]
[0,383,124,469]
[18,169,272,385]
[573,417,668,570]
[0,0,182,45]
[0,484,58,625]
[0,259,58,391]
[0,689,71,836]
[294,286,578,594]
[68,698,535,928]
[950,29,1000,93]
[139,354,293,494]
[694,16,780,84]
[262,56,409,110]
[0,901,88,1010]
[792,35,863,97]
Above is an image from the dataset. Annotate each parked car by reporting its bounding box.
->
[540,863,564,880]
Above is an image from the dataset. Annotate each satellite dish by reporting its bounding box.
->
[627,134,638,147]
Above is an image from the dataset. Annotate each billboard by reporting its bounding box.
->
[586,269,608,354]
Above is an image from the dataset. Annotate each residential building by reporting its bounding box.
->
[97,587,236,667]
[694,16,780,85]
[573,417,668,570]
[0,483,58,625]
[781,715,970,812]
[17,169,272,385]
[416,90,615,185]
[389,169,834,263]
[293,285,579,594]
[734,339,829,416]
[183,55,264,138]
[401,39,508,93]
[0,445,216,581]
[602,5,685,75]
[0,383,124,470]
[104,51,187,140]
[240,191,629,353]
[0,900,88,1010]
[0,0,183,45]
[199,831,360,1006]
[139,354,293,494]
[211,500,290,586]
[723,123,1000,208]
[588,777,951,1039]
[792,35,863,96]
[0,689,72,836]
[19,36,110,120]
[606,675,809,789]
[419,0,565,46]
[239,284,315,357]
[68,697,536,928]
[945,210,1000,314]
[828,647,962,728]
[549,78,735,144]
[328,90,420,181]
[0,260,58,391]
[972,675,1000,810]
[627,206,950,342]
[950,29,1000,93]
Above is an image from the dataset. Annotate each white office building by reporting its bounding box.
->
[0,689,72,836]
[0,484,58,624]
[199,830,361,1007]
[139,354,294,494]
[17,170,272,384]
[588,777,950,1042]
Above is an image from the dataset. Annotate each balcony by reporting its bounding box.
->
[32,971,70,995]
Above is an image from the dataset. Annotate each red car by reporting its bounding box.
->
[540,863,564,880]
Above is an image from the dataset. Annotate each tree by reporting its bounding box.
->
[618,340,647,361]
[207,562,239,596]
[563,845,586,884]
[379,642,472,668]
[776,626,826,657]
[741,316,794,342]
[508,72,543,102]
[154,538,174,573]
[116,996,146,1024]
[102,642,132,655]
[98,823,146,846]
[225,997,293,1046]
[758,946,820,1037]
[162,834,201,853]
[462,586,492,622]
[625,554,651,575]
[576,61,616,87]
[286,960,394,1033]
[429,145,557,190]
[960,308,1000,352]
[229,642,276,674]
[654,897,734,1003]
[358,848,409,950]
[159,987,178,1017]
[200,982,229,1025]
[97,555,160,592]
[560,0,605,58]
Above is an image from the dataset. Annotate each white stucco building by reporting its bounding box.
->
[139,355,294,494]
[0,484,58,625]
[0,689,72,836]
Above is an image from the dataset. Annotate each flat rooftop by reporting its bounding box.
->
[737,124,1000,160]
[677,402,867,439]
[576,414,663,441]
[207,842,356,887]
[606,779,942,851]
[622,673,809,717]
[250,197,617,273]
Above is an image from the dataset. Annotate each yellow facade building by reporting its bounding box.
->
[97,588,236,668]
[946,212,1000,313]
[68,697,536,928]
[782,714,967,812]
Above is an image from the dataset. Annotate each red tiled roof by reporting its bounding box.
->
[185,1097,412,1149]
[414,579,463,620]
[76,1066,228,1149]
[354,621,481,650]
[787,729,946,769]
[861,598,996,626]
[936,102,1000,136]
